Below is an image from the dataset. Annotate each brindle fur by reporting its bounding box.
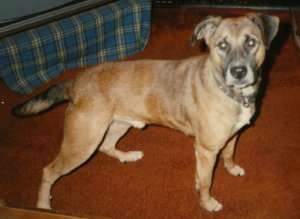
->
[13,14,279,212]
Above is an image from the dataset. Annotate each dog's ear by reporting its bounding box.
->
[247,13,279,48]
[190,16,222,46]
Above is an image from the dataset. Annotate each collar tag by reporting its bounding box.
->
[241,96,251,108]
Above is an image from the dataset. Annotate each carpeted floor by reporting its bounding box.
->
[1,7,300,219]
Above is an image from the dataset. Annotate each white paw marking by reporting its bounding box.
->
[227,164,245,176]
[201,197,223,212]
[36,200,51,210]
[119,151,144,163]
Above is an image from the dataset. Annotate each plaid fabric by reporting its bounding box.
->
[0,0,151,94]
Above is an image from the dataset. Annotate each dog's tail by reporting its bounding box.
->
[12,80,73,117]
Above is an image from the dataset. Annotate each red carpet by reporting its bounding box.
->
[0,8,300,219]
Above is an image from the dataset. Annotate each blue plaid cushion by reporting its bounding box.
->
[0,0,151,94]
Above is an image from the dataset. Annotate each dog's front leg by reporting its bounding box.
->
[221,135,245,176]
[194,141,223,212]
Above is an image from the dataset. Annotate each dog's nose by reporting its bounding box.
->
[230,65,247,80]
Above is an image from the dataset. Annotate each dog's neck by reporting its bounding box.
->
[212,71,261,108]
[216,81,255,108]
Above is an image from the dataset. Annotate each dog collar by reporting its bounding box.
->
[213,76,256,108]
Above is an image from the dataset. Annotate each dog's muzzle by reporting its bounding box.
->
[225,64,255,88]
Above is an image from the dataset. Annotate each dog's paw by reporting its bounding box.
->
[201,197,223,212]
[36,200,52,210]
[226,164,245,176]
[119,151,144,163]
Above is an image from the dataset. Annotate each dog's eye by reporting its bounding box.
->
[217,41,230,52]
[245,37,257,49]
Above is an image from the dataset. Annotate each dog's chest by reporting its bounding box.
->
[234,106,255,131]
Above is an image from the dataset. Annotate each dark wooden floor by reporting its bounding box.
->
[1,7,300,219]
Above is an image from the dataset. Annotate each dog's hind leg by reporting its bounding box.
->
[99,121,144,163]
[221,135,245,176]
[36,100,113,209]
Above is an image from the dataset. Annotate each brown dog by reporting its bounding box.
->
[13,13,279,212]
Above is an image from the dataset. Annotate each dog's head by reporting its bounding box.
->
[191,14,279,89]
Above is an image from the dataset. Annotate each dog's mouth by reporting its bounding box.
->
[227,78,254,89]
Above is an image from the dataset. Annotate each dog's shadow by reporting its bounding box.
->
[253,20,291,121]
